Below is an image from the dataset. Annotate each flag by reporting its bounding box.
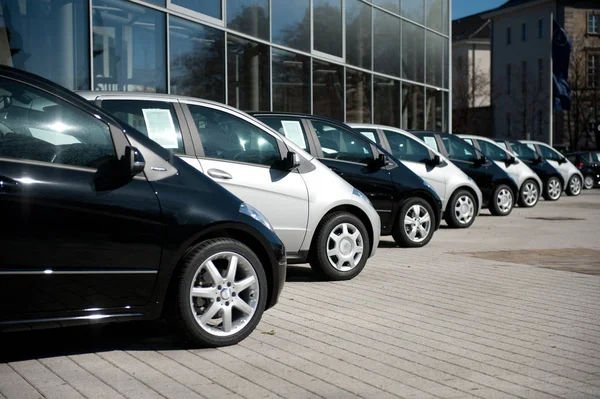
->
[552,20,571,111]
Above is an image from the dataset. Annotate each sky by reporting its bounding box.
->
[452,0,507,20]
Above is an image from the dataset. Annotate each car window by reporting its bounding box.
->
[509,142,538,160]
[100,100,185,154]
[478,140,509,162]
[311,121,374,164]
[592,152,600,162]
[496,141,508,150]
[0,77,116,168]
[462,138,474,146]
[418,134,439,152]
[383,129,430,163]
[538,144,562,161]
[526,143,537,152]
[357,128,381,145]
[187,105,281,166]
[258,117,310,151]
[441,135,476,162]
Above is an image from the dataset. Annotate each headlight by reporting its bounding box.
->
[239,203,274,232]
[352,188,373,207]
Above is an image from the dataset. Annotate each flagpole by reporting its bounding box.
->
[549,12,554,147]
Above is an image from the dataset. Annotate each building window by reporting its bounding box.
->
[227,0,269,40]
[521,61,527,92]
[313,0,343,57]
[538,58,543,89]
[538,111,543,138]
[506,64,511,94]
[506,27,511,45]
[538,18,543,38]
[272,48,311,114]
[227,34,270,111]
[506,113,512,137]
[346,0,372,69]
[374,8,400,76]
[589,14,599,34]
[374,77,400,128]
[521,23,527,41]
[272,0,310,52]
[588,54,599,87]
[312,59,344,120]
[346,68,372,123]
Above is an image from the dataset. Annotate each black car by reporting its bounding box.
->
[565,151,600,189]
[495,139,565,201]
[0,66,285,347]
[410,131,519,216]
[250,112,442,248]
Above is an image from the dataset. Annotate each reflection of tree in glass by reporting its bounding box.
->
[346,0,371,69]
[313,2,343,57]
[227,1,269,40]
[276,7,310,52]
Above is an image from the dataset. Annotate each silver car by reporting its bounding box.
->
[521,140,584,197]
[78,92,380,281]
[350,124,482,229]
[459,135,543,208]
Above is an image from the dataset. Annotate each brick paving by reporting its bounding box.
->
[2,191,600,398]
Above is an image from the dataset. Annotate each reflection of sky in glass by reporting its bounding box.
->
[172,0,221,19]
[271,0,309,51]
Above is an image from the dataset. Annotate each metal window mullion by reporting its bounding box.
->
[224,31,229,105]
[342,0,346,63]
[310,57,314,114]
[166,13,170,94]
[89,0,94,90]
[343,66,347,122]
[269,46,273,111]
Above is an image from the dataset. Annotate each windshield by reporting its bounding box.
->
[509,141,538,160]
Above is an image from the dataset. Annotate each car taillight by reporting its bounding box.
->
[577,162,583,169]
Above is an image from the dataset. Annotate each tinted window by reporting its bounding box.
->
[442,135,476,162]
[272,49,311,114]
[92,0,166,93]
[478,140,509,162]
[462,138,474,145]
[171,0,221,19]
[101,100,185,154]
[0,0,89,91]
[188,105,280,166]
[538,144,562,161]
[420,135,440,152]
[227,0,269,40]
[314,0,343,57]
[271,0,309,51]
[496,141,508,150]
[346,0,372,69]
[227,35,269,111]
[312,121,373,164]
[169,16,225,102]
[0,77,115,168]
[592,152,600,162]
[357,128,381,145]
[259,117,310,151]
[384,130,430,163]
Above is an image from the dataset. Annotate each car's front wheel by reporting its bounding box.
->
[566,175,582,196]
[172,238,267,347]
[444,189,476,228]
[518,179,540,208]
[392,198,435,247]
[543,176,562,201]
[489,185,514,216]
[310,212,370,281]
[584,175,595,190]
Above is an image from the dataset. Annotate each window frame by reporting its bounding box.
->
[588,13,599,35]
[167,0,224,27]
[312,0,346,63]
[588,53,599,87]
[0,76,123,172]
[181,101,287,168]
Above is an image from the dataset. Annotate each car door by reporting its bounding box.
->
[306,120,396,228]
[184,103,309,254]
[0,75,162,322]
[378,129,447,202]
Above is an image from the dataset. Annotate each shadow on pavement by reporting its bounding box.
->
[0,321,183,363]
[285,265,331,282]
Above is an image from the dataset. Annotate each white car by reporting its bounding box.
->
[78,92,380,281]
[459,135,543,208]
[521,140,584,197]
[349,124,483,229]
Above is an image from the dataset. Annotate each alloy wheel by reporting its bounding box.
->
[454,195,474,225]
[497,188,513,213]
[190,251,259,337]
[326,223,364,271]
[522,182,539,206]
[584,176,594,190]
[404,204,431,243]
[570,176,582,195]
[548,179,561,200]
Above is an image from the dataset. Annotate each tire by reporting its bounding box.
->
[171,238,267,347]
[310,212,370,281]
[566,175,582,196]
[518,179,540,208]
[444,189,476,228]
[489,184,514,216]
[584,175,595,190]
[392,198,435,247]
[543,176,562,201]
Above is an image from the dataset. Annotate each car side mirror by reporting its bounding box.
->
[507,155,517,165]
[558,157,567,164]
[474,155,487,165]
[428,154,442,167]
[282,151,300,170]
[124,146,145,176]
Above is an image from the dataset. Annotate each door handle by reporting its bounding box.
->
[207,169,233,180]
[0,176,20,192]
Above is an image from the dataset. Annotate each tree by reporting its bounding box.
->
[452,53,491,133]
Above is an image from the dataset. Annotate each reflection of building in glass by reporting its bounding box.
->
[0,0,450,131]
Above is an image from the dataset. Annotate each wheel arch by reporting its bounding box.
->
[450,185,480,214]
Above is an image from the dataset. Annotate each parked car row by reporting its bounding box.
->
[0,66,589,348]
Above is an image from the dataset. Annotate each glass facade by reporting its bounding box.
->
[0,0,450,130]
